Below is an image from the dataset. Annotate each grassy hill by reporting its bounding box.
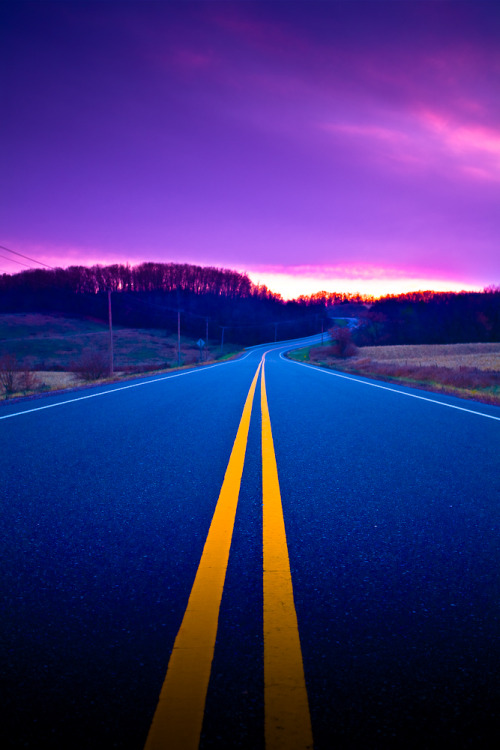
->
[0,313,240,393]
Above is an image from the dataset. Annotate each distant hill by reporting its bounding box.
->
[1,262,498,346]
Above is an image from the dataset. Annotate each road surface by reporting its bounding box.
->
[1,335,499,749]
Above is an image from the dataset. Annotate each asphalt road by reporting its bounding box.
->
[1,335,499,749]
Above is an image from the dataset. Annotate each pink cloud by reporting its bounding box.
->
[419,110,500,153]
[417,109,500,180]
[461,165,499,183]
[321,123,407,143]
[319,105,500,182]
[318,118,436,173]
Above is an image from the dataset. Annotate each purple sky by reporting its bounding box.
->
[1,1,499,298]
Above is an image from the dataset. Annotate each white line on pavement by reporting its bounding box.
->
[283,355,500,422]
[0,363,227,421]
[0,343,290,421]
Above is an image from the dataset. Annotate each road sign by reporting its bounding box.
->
[197,338,205,348]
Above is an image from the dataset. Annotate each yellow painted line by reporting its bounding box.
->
[261,359,313,750]
[144,361,262,750]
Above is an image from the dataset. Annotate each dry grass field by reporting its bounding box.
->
[353,342,500,371]
[290,341,500,405]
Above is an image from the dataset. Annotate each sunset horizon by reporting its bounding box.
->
[0,243,488,301]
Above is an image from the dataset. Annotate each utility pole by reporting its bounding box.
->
[205,317,209,361]
[177,309,181,367]
[176,287,182,368]
[274,322,278,342]
[108,290,114,375]
[220,326,225,357]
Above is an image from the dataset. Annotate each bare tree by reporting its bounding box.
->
[328,326,358,358]
[70,349,110,381]
[0,353,19,395]
[19,366,41,394]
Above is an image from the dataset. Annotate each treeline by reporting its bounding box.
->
[355,288,500,346]
[2,262,497,346]
[0,262,332,345]
[0,262,254,297]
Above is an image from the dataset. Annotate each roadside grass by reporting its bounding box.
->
[0,313,243,399]
[286,346,311,363]
[287,342,500,406]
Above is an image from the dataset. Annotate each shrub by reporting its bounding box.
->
[0,353,19,395]
[19,368,41,394]
[70,349,110,381]
[328,327,358,358]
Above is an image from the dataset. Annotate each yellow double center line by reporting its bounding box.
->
[144,356,313,750]
[261,362,313,750]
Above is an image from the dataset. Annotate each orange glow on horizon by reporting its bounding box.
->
[0,244,485,302]
[243,268,481,301]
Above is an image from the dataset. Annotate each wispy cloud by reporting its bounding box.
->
[417,109,500,180]
[319,108,500,182]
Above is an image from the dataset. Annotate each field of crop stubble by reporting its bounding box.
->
[290,342,500,405]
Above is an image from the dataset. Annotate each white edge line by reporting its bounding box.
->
[0,360,241,421]
[281,354,500,422]
[0,336,317,422]
[0,351,290,420]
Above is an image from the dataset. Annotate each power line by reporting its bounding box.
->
[0,253,32,269]
[0,244,55,270]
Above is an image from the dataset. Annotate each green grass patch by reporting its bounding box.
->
[216,349,244,362]
[287,346,312,362]
[329,318,349,327]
